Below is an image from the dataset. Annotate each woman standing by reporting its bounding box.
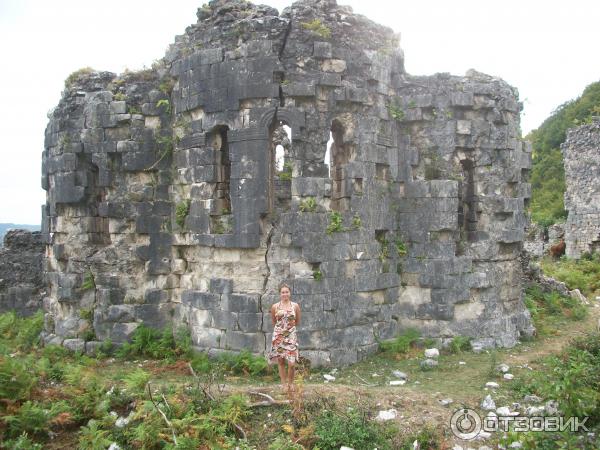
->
[268,282,301,392]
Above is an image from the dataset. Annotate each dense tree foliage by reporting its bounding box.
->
[527,81,600,226]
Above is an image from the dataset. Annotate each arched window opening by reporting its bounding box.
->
[269,121,292,211]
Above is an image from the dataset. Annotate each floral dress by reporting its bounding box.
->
[268,302,299,364]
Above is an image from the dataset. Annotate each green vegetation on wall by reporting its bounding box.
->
[528,80,600,226]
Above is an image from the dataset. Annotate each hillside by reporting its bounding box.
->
[0,223,40,246]
[528,80,600,226]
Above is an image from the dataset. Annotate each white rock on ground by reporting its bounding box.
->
[323,374,336,382]
[485,381,500,389]
[496,406,511,416]
[439,398,453,406]
[389,380,406,386]
[375,409,397,421]
[392,370,408,380]
[526,406,545,416]
[481,394,496,410]
[420,358,439,369]
[503,373,514,380]
[497,363,510,373]
[545,400,559,415]
[424,348,440,358]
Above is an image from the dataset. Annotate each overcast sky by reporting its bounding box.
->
[1,0,599,225]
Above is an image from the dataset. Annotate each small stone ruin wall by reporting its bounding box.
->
[41,0,533,364]
[563,117,600,259]
[0,230,45,316]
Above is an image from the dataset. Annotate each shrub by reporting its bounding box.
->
[448,336,472,354]
[299,197,317,212]
[524,284,588,335]
[78,419,113,450]
[175,199,191,229]
[65,374,110,421]
[116,325,193,361]
[156,98,172,114]
[0,357,36,402]
[326,211,344,234]
[314,409,392,450]
[123,369,151,394]
[394,426,444,449]
[65,67,95,88]
[218,349,268,376]
[190,351,213,374]
[377,328,420,354]
[81,271,96,291]
[395,238,408,256]
[2,401,67,438]
[388,103,405,121]
[3,432,44,449]
[300,19,331,39]
[278,161,293,181]
[268,436,304,450]
[0,310,44,350]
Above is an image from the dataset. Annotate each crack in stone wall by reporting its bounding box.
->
[40,0,534,364]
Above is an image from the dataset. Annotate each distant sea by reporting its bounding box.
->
[0,223,40,247]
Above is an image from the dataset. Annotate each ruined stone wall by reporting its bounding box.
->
[41,0,533,364]
[562,118,600,259]
[0,230,45,316]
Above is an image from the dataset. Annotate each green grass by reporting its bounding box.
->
[541,254,600,298]
[524,284,588,336]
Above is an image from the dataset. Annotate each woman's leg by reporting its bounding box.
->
[277,358,287,388]
[287,361,295,390]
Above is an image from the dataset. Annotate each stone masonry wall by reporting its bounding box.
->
[0,230,45,316]
[562,117,600,259]
[41,0,533,364]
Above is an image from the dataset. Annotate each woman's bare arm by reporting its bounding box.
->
[294,303,301,326]
[271,304,277,326]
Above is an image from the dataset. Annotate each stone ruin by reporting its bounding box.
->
[0,230,45,316]
[562,117,600,259]
[41,0,534,364]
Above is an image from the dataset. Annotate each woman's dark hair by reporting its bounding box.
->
[279,282,291,292]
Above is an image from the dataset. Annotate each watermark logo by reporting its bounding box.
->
[450,408,589,440]
[450,408,482,440]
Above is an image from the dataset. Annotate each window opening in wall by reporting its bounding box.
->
[207,125,233,234]
[324,132,334,176]
[208,125,231,214]
[269,120,293,211]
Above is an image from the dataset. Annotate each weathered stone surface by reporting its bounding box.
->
[562,118,600,258]
[41,0,532,364]
[0,230,45,316]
